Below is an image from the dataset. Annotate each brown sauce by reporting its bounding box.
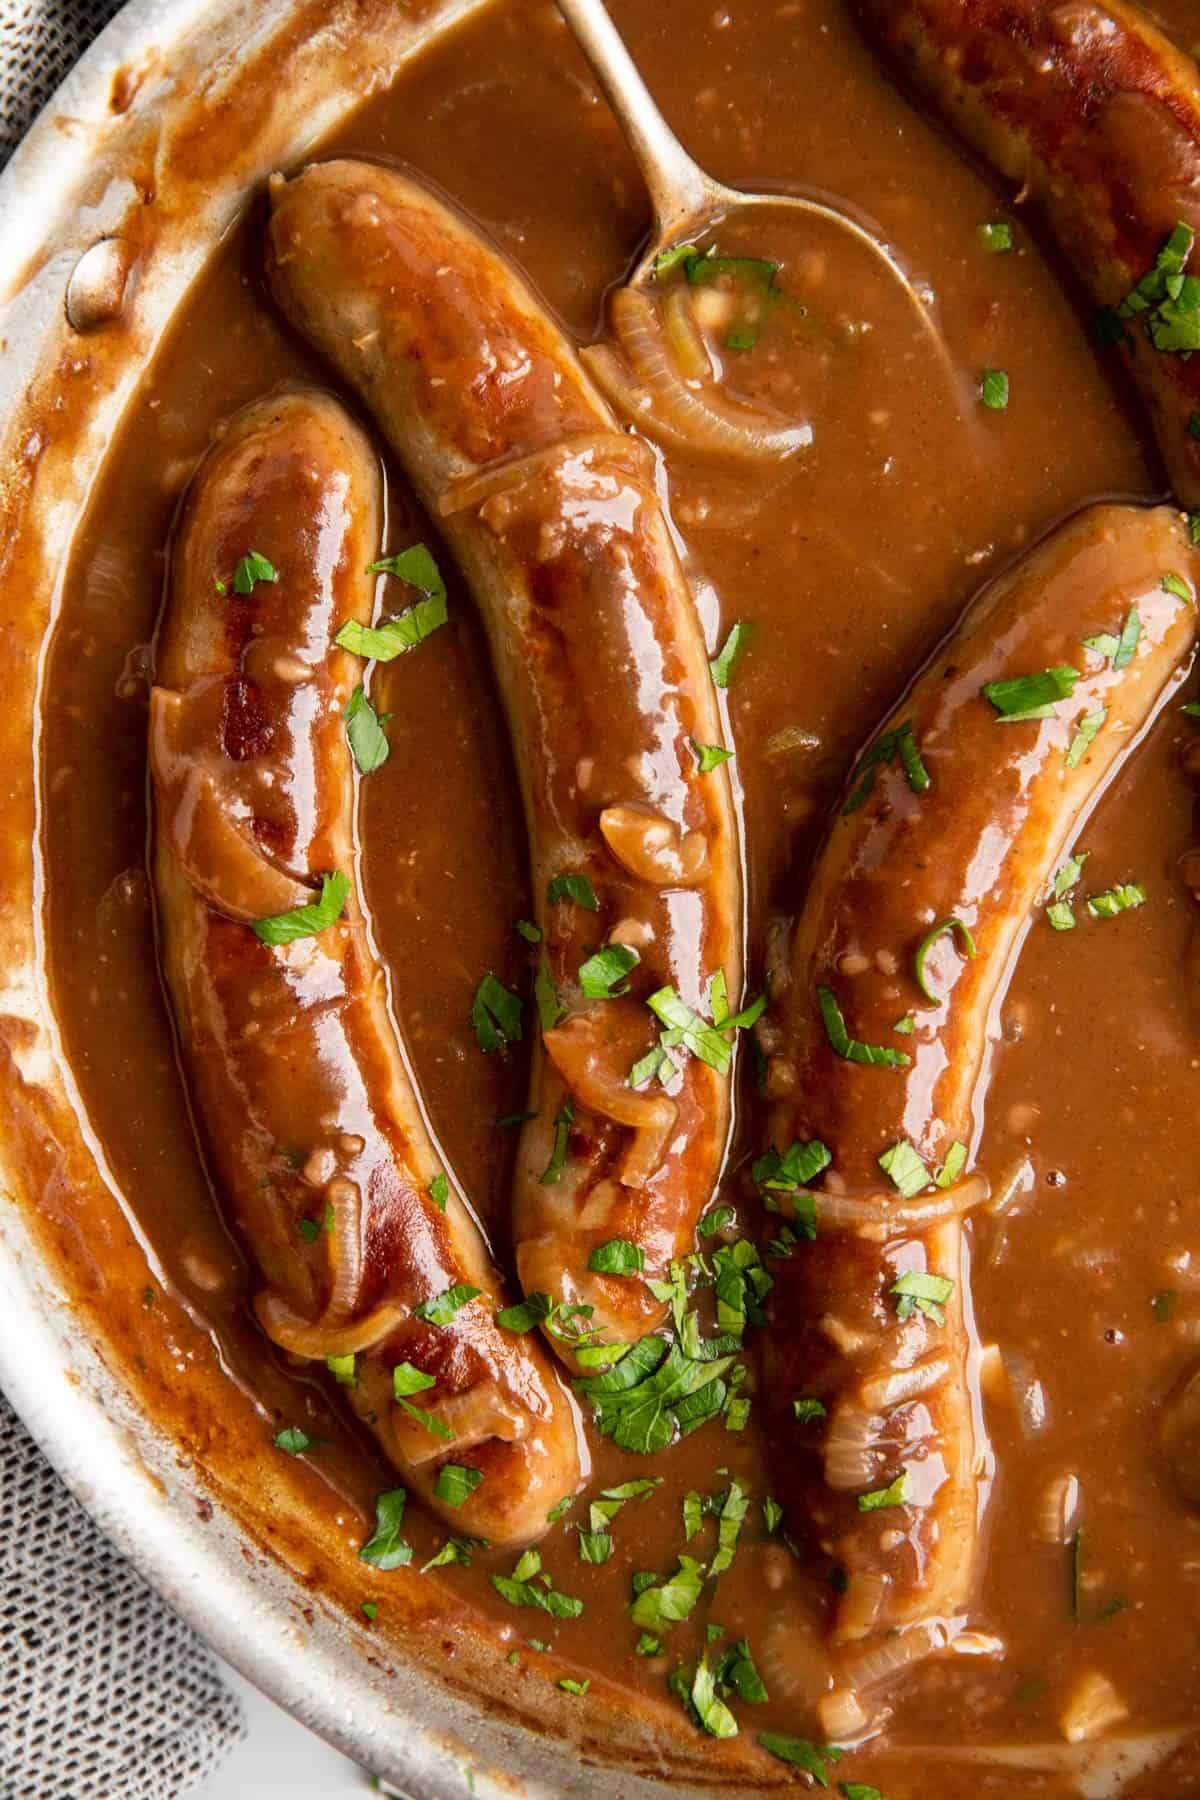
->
[37,0,1200,1789]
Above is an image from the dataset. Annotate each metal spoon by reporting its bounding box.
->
[556,0,947,338]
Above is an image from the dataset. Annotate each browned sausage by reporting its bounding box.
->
[858,0,1200,507]
[762,502,1196,1705]
[266,162,744,1365]
[150,387,583,1546]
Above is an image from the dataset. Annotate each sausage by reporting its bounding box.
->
[857,0,1200,508]
[762,502,1196,1695]
[149,387,583,1546]
[266,162,744,1363]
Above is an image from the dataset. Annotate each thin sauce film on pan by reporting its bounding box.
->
[33,0,1200,1791]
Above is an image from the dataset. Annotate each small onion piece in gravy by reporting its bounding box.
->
[581,287,813,463]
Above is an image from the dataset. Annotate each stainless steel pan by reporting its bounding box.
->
[0,4,729,1792]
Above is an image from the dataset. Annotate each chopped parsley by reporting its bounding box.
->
[1086,882,1146,918]
[1152,1289,1178,1322]
[891,1269,955,1325]
[343,685,391,773]
[857,1470,910,1513]
[935,1141,968,1188]
[981,368,1010,410]
[819,986,911,1068]
[539,1098,575,1186]
[547,872,598,910]
[579,943,640,998]
[361,1601,379,1621]
[273,1426,314,1455]
[763,1497,784,1534]
[983,664,1078,721]
[534,958,565,1032]
[914,916,976,1003]
[710,620,753,689]
[689,1653,738,1738]
[792,1397,827,1423]
[1163,570,1195,605]
[327,1353,356,1386]
[587,1238,645,1275]
[654,241,700,279]
[1117,221,1200,351]
[878,1138,930,1198]
[253,870,350,946]
[573,1333,733,1455]
[557,1677,590,1696]
[515,918,542,943]
[471,972,523,1052]
[693,740,734,772]
[698,1203,736,1237]
[337,544,448,660]
[491,1549,583,1618]
[753,1138,832,1196]
[433,1464,484,1508]
[977,220,1013,253]
[429,1172,449,1212]
[842,1787,888,1800]
[758,1735,845,1782]
[1066,707,1107,770]
[233,550,278,594]
[413,1284,481,1325]
[630,1554,705,1632]
[844,718,930,812]
[359,1488,413,1569]
[1114,605,1143,671]
[392,1362,454,1441]
[421,1536,482,1573]
[647,986,734,1074]
[495,1291,555,1333]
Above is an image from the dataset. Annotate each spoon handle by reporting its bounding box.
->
[555,0,723,245]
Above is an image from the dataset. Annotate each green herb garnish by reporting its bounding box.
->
[359,1488,413,1570]
[977,221,1013,253]
[233,550,278,594]
[547,872,598,910]
[693,740,734,772]
[434,1464,484,1509]
[983,664,1078,721]
[710,619,753,688]
[981,368,1009,409]
[1066,707,1107,770]
[891,1269,955,1325]
[857,1470,910,1513]
[579,943,640,999]
[343,685,391,773]
[844,718,929,812]
[471,972,523,1052]
[253,870,350,946]
[818,986,911,1068]
[587,1238,645,1275]
[413,1284,481,1325]
[1086,883,1146,918]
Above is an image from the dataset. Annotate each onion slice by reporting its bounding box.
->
[582,287,813,463]
[256,1292,404,1359]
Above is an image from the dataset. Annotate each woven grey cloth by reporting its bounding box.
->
[0,1395,245,1799]
[0,3,246,1795]
[0,0,125,166]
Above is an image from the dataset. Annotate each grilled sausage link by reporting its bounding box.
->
[763,503,1197,1695]
[858,0,1200,507]
[150,388,583,1546]
[266,162,743,1364]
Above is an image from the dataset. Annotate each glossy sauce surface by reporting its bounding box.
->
[38,0,1200,1790]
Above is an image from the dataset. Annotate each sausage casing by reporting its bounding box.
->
[859,0,1200,506]
[267,163,744,1359]
[150,387,583,1546]
[763,503,1196,1690]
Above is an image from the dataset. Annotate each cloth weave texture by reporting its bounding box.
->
[1,3,246,1795]
[0,0,125,165]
